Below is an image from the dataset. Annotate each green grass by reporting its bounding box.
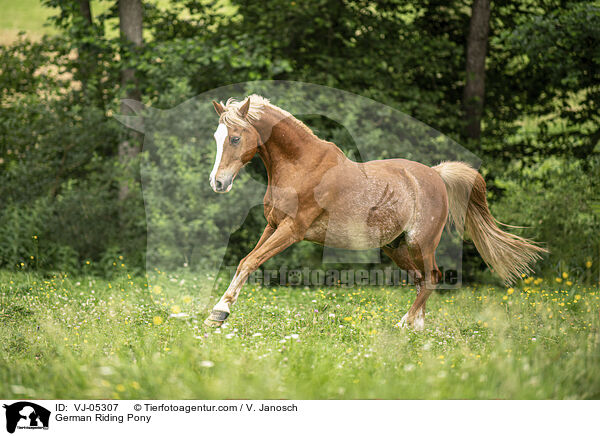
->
[0,0,57,43]
[0,269,599,399]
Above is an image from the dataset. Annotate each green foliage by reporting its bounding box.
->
[0,0,598,280]
[498,3,600,158]
[492,156,600,280]
[0,33,142,270]
[483,2,600,160]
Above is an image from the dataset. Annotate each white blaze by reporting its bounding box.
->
[210,123,228,190]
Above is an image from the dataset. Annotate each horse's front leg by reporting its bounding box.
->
[204,221,300,327]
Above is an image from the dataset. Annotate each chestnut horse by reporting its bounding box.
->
[205,95,546,330]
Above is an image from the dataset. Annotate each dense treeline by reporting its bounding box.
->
[0,0,598,283]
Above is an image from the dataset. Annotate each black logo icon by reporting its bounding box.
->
[3,402,50,434]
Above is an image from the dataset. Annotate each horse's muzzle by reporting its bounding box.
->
[213,175,233,193]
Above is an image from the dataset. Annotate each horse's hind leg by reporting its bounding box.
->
[383,245,422,287]
[384,243,440,331]
[401,248,440,330]
[383,244,424,329]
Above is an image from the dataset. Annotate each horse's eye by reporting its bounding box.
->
[230,136,241,145]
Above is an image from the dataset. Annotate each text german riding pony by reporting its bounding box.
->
[205,95,545,330]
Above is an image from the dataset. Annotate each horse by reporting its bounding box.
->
[204,94,546,330]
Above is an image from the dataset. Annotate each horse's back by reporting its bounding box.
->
[363,158,447,196]
[363,158,443,183]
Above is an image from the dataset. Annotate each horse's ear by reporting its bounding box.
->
[212,100,225,116]
[238,98,251,119]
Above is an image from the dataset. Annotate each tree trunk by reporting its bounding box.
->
[76,0,96,96]
[463,0,491,141]
[118,0,143,201]
[78,0,92,24]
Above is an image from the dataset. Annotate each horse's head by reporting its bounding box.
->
[209,98,261,193]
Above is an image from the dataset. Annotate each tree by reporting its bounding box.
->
[463,0,491,141]
[118,0,144,200]
[76,0,97,97]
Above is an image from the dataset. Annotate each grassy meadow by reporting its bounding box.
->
[1,268,599,399]
[0,0,56,43]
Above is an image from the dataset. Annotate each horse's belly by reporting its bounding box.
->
[304,210,403,249]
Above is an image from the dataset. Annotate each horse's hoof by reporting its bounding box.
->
[204,318,223,328]
[396,313,409,329]
[396,311,426,331]
[204,309,229,328]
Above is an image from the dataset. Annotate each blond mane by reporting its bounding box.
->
[218,94,317,138]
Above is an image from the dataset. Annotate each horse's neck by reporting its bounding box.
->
[255,107,334,181]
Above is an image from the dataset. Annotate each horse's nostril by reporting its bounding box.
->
[215,180,223,190]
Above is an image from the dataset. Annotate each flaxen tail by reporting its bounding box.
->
[433,161,547,284]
